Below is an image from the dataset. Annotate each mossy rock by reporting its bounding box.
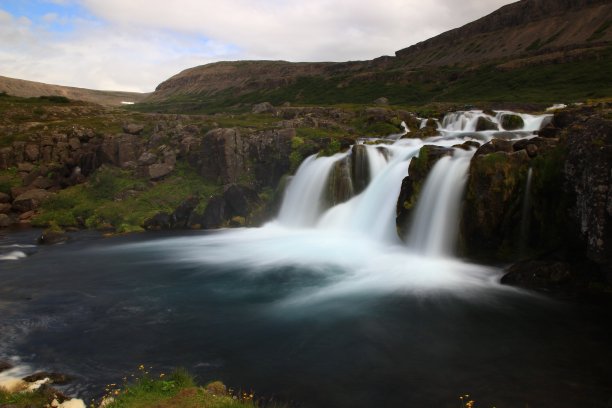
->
[501,114,525,130]
[475,116,499,131]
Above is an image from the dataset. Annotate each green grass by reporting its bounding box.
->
[0,388,52,407]
[131,47,612,114]
[32,163,220,232]
[101,368,258,408]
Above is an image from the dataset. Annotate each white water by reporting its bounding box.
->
[277,152,348,228]
[407,150,473,256]
[437,110,552,141]
[101,110,552,302]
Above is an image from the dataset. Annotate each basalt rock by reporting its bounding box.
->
[475,117,498,131]
[12,189,53,212]
[326,156,354,207]
[396,145,453,238]
[23,372,73,385]
[37,230,68,245]
[351,145,369,194]
[202,184,262,229]
[564,115,612,268]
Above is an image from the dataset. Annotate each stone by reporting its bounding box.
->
[0,214,12,227]
[17,162,35,172]
[12,189,53,212]
[23,372,73,385]
[68,137,81,150]
[123,123,145,135]
[37,230,69,245]
[137,152,158,166]
[31,176,56,190]
[500,114,525,130]
[170,196,200,229]
[251,102,274,114]
[147,163,173,180]
[143,212,171,230]
[374,97,389,105]
[202,196,228,229]
[0,192,10,203]
[501,260,575,290]
[25,144,40,161]
[0,203,11,214]
[19,210,35,221]
[475,117,499,131]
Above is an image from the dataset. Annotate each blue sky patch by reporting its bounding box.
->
[1,0,97,32]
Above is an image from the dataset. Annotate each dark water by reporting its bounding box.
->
[1,228,612,407]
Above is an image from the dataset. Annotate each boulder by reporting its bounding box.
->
[25,144,40,161]
[202,196,228,229]
[18,162,35,172]
[37,230,68,245]
[374,97,389,105]
[137,152,158,166]
[170,196,200,229]
[0,192,10,203]
[23,372,72,385]
[12,189,53,212]
[223,184,261,217]
[501,260,575,290]
[0,214,13,227]
[147,163,173,180]
[123,123,145,135]
[252,102,274,114]
[475,117,498,131]
[0,203,12,214]
[143,212,172,230]
[500,114,525,130]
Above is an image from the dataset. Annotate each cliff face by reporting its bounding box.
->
[395,0,612,66]
[142,0,612,107]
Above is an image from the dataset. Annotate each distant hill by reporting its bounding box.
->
[0,75,149,106]
[140,0,612,112]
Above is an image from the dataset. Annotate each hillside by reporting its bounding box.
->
[0,75,149,106]
[138,0,612,113]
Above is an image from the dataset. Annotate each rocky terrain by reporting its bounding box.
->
[140,0,611,112]
[395,103,612,292]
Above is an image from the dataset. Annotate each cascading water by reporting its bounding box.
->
[277,152,348,228]
[406,149,473,257]
[274,109,552,253]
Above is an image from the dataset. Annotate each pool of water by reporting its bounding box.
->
[1,227,611,407]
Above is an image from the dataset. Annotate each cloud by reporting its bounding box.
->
[0,0,514,92]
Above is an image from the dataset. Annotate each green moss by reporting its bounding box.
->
[33,163,220,231]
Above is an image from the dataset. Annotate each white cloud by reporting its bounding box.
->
[0,0,513,92]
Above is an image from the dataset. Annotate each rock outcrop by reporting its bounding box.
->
[396,145,453,238]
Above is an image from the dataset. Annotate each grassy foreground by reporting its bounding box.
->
[0,368,270,408]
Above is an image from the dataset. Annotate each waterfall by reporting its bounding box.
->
[519,168,534,257]
[406,149,473,257]
[277,152,348,228]
[273,109,552,257]
[317,141,421,242]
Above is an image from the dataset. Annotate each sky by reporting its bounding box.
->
[0,0,515,92]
